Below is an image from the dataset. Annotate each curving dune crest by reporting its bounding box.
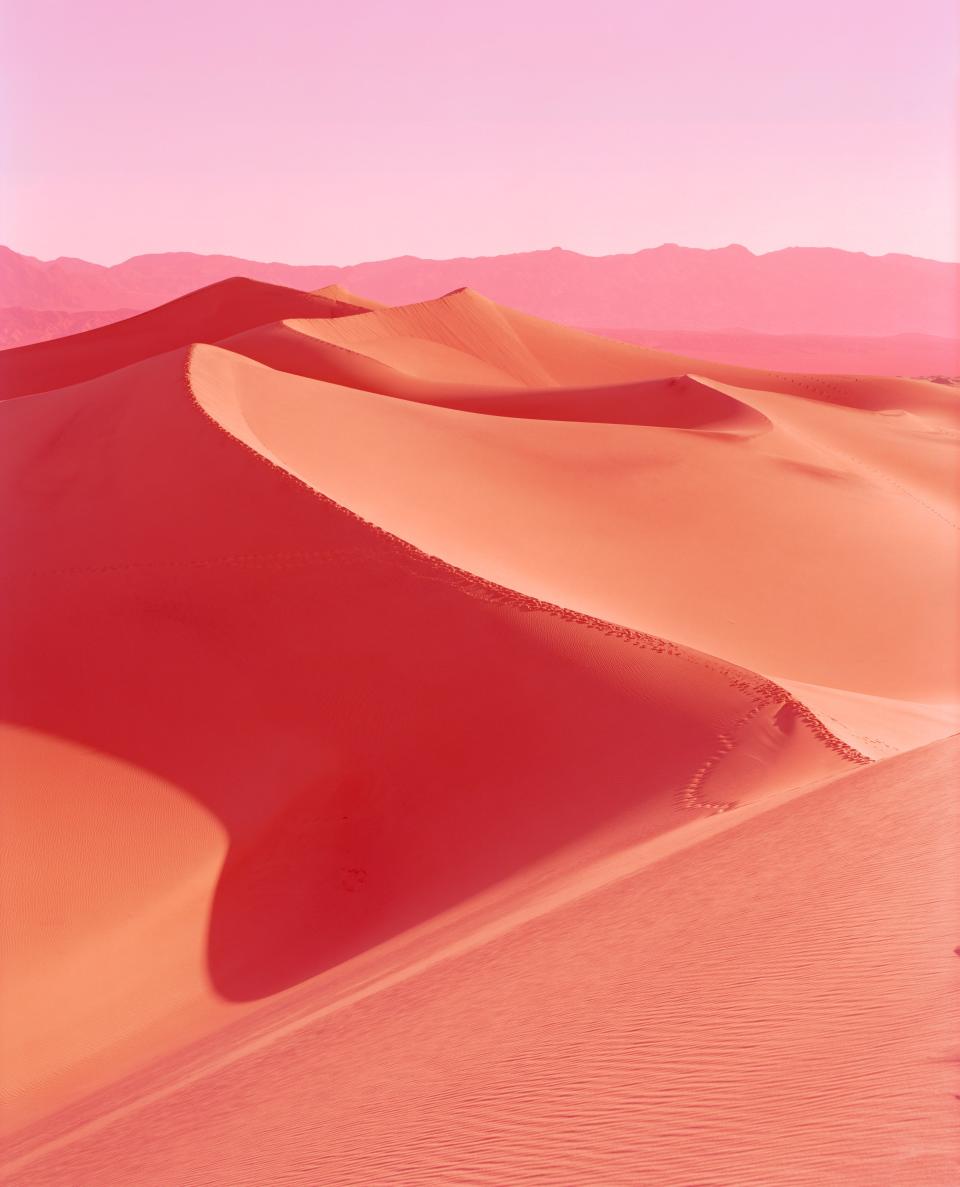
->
[0,277,366,399]
[188,341,959,704]
[1,279,957,1184]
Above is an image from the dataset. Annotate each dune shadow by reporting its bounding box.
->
[1,350,808,1004]
[6,501,716,1003]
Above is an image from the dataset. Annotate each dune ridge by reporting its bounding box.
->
[0,277,366,399]
[185,341,869,777]
[185,328,960,705]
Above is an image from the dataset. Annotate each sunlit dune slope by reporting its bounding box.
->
[216,292,960,482]
[0,277,366,398]
[222,319,773,427]
[191,342,960,710]
[271,287,960,410]
[0,725,229,1133]
[4,735,956,1187]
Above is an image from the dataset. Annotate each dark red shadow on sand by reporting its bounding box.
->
[2,348,735,1001]
[0,277,365,400]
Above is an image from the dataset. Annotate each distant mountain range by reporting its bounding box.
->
[2,244,957,337]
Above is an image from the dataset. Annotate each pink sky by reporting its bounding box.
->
[3,0,957,264]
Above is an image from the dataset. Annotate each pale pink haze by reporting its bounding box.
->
[2,0,957,264]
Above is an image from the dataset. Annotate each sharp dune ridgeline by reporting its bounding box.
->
[1,278,958,1185]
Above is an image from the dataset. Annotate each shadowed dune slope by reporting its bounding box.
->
[4,736,956,1186]
[1,345,866,1131]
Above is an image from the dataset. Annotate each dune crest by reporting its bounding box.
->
[186,338,959,707]
[0,277,367,399]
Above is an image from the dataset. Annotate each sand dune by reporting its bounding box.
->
[0,277,365,399]
[188,342,958,705]
[1,279,956,1183]
[257,287,960,410]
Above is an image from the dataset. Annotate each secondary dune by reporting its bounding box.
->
[235,287,960,419]
[1,278,956,1183]
[0,277,365,399]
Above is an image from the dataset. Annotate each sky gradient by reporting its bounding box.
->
[3,0,957,264]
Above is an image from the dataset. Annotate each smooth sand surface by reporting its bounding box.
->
[4,739,957,1186]
[2,279,956,1183]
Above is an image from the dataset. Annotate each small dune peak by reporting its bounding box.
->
[436,285,500,312]
[310,284,385,311]
[198,275,285,300]
[214,274,262,289]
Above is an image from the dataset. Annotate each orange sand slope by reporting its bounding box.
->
[1,281,957,1183]
[4,739,957,1186]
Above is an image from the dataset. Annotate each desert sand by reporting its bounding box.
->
[1,280,957,1185]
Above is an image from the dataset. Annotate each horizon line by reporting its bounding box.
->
[5,241,959,270]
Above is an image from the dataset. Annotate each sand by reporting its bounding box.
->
[4,738,956,1186]
[1,280,956,1184]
